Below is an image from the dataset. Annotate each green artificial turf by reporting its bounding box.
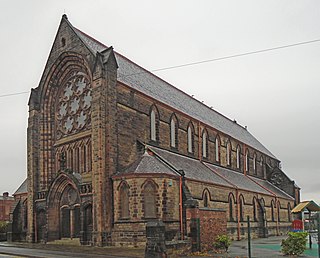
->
[255,243,319,257]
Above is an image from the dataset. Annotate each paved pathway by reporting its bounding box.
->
[0,236,319,257]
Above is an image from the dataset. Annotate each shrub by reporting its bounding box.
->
[213,234,232,252]
[0,221,8,233]
[281,231,308,255]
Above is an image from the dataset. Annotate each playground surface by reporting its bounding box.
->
[226,235,319,258]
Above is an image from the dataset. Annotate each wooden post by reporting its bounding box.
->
[309,211,312,249]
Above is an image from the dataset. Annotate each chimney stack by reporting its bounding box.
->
[3,192,9,197]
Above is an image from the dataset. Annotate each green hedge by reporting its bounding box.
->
[0,221,8,233]
[281,231,308,255]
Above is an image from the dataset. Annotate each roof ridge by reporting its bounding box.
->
[73,27,250,132]
[202,162,238,189]
[246,175,276,197]
[71,19,276,159]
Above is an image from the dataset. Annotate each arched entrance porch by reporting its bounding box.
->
[45,172,92,243]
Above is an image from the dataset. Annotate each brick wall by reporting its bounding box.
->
[186,207,227,252]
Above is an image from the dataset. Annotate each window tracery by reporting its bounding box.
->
[56,71,92,140]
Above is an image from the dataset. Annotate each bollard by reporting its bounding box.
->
[247,216,252,258]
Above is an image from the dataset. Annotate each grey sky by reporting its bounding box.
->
[0,1,319,204]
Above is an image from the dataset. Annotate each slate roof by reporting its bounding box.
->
[70,20,276,159]
[13,179,27,195]
[148,146,234,188]
[122,150,177,176]
[139,146,292,199]
[204,163,271,195]
[249,176,294,200]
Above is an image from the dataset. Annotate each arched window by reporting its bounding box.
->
[150,110,156,141]
[236,145,241,169]
[120,183,129,219]
[215,136,220,162]
[253,198,257,221]
[87,141,92,172]
[84,204,93,232]
[202,129,208,158]
[253,153,257,174]
[83,145,87,173]
[277,201,281,222]
[75,147,80,173]
[144,182,157,218]
[260,156,264,177]
[203,192,209,207]
[271,200,275,222]
[226,141,231,166]
[187,123,194,153]
[170,114,178,148]
[150,106,159,142]
[228,193,235,221]
[239,195,245,221]
[245,149,249,172]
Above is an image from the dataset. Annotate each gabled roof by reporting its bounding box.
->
[291,200,320,213]
[13,179,27,195]
[121,150,177,176]
[69,19,276,159]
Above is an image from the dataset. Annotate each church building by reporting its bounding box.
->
[11,15,300,247]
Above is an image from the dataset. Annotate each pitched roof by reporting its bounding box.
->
[291,201,320,213]
[69,19,276,159]
[121,150,177,176]
[13,179,28,195]
[249,176,294,200]
[149,146,292,199]
[149,146,233,188]
[204,163,271,195]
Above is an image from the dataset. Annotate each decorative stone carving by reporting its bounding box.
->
[270,172,284,186]
[56,71,91,139]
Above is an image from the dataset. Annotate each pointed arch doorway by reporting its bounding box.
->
[257,198,268,238]
[60,187,81,239]
[46,173,82,242]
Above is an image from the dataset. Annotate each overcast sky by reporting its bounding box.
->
[0,1,319,204]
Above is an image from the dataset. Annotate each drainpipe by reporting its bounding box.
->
[276,197,279,235]
[178,170,185,240]
[236,189,241,240]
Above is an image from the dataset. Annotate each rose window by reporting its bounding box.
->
[56,71,92,139]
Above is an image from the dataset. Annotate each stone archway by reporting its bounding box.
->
[257,199,268,238]
[46,173,81,242]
